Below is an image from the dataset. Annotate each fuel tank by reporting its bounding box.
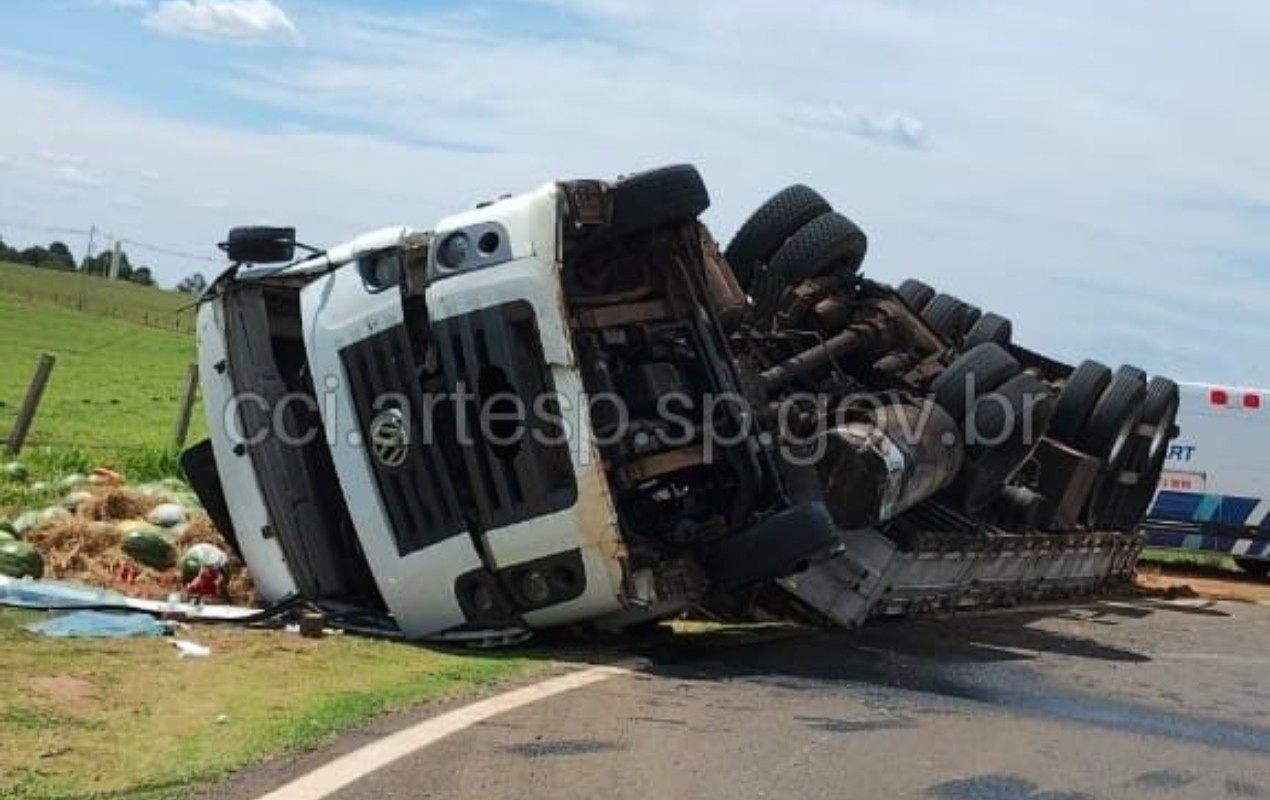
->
[817,400,964,530]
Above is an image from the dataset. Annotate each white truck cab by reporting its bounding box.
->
[1142,382,1270,575]
[184,169,843,638]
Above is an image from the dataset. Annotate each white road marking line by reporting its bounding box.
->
[1156,652,1270,665]
[252,664,629,800]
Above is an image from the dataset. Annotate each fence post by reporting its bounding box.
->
[6,354,56,456]
[171,363,200,451]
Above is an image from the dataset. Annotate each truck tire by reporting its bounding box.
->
[700,501,840,591]
[609,164,710,235]
[1048,360,1112,446]
[963,312,1013,350]
[1104,377,1181,531]
[1079,366,1148,468]
[768,211,868,283]
[897,278,936,311]
[930,342,1022,425]
[923,294,977,341]
[725,185,831,291]
[1235,558,1270,579]
[1118,365,1149,386]
[958,372,1056,511]
[1140,377,1181,463]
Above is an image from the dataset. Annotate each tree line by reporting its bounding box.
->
[0,234,206,292]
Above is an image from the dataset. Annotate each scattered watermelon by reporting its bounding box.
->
[62,491,95,511]
[116,520,157,536]
[39,507,74,525]
[0,531,14,543]
[147,503,188,528]
[59,474,89,491]
[122,529,177,570]
[12,511,39,537]
[180,543,228,582]
[3,462,28,483]
[28,482,51,497]
[0,540,44,579]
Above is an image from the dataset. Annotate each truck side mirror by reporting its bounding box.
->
[221,226,297,264]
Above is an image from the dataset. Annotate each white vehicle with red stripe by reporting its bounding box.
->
[1142,382,1270,576]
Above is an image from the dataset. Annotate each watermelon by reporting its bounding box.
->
[147,503,188,528]
[28,482,51,497]
[0,518,14,536]
[62,491,95,511]
[122,529,177,570]
[0,540,44,579]
[39,506,73,525]
[180,543,228,582]
[4,462,29,483]
[12,511,39,537]
[59,474,88,491]
[0,531,14,543]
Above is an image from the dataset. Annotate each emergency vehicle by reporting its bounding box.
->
[1142,382,1270,576]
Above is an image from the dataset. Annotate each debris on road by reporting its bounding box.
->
[173,638,212,658]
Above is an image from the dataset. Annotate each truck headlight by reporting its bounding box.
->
[437,232,470,271]
[519,570,552,605]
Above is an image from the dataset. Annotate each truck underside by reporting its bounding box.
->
[189,165,1180,638]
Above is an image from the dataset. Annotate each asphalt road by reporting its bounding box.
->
[209,596,1270,800]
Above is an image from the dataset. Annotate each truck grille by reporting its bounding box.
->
[340,301,576,556]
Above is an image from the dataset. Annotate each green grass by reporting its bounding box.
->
[0,292,204,466]
[1139,547,1238,572]
[0,263,195,333]
[0,609,539,800]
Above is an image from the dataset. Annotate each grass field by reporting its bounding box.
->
[0,292,205,464]
[0,609,538,800]
[1139,546,1239,572]
[0,262,196,333]
[0,264,206,494]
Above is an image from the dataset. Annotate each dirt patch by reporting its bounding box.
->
[28,674,97,703]
[1136,565,1270,603]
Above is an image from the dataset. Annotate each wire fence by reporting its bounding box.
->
[0,281,195,333]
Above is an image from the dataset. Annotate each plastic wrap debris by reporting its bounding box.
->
[0,575,260,621]
[25,610,169,639]
[173,639,211,658]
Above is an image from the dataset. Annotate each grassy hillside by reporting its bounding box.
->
[0,288,205,470]
[0,261,197,332]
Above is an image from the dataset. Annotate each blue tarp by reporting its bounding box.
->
[24,610,169,639]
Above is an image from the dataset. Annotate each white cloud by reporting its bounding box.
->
[143,0,298,45]
[790,106,930,149]
[53,164,104,189]
[35,148,86,167]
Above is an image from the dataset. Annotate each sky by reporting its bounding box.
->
[1,0,1268,385]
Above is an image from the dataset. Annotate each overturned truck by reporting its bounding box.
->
[183,165,1179,638]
